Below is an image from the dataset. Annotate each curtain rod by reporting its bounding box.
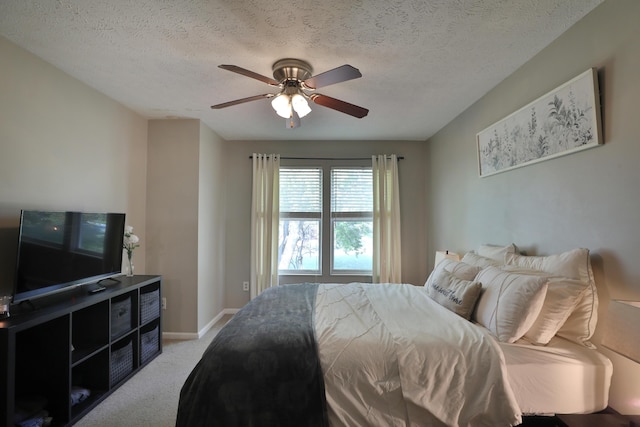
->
[249,156,403,160]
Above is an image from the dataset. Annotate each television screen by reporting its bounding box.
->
[13,210,126,303]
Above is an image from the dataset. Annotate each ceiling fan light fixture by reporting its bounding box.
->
[291,93,311,118]
[271,94,292,118]
[214,59,368,125]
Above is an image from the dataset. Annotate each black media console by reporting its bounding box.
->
[0,275,162,427]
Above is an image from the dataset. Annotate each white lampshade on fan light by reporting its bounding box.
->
[291,93,311,117]
[271,92,312,119]
[271,94,291,118]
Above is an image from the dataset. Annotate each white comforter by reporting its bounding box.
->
[314,283,522,427]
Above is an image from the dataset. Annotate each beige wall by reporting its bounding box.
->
[197,122,227,330]
[146,119,227,336]
[0,35,148,296]
[427,0,640,414]
[222,140,428,309]
[147,120,200,334]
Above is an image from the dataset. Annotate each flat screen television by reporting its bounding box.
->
[13,210,126,303]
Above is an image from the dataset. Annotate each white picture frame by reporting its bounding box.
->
[477,68,603,177]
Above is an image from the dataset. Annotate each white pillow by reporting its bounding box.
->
[529,277,589,344]
[505,248,597,348]
[500,266,589,345]
[461,252,502,268]
[504,248,592,283]
[425,258,481,288]
[477,243,517,262]
[426,269,482,320]
[473,266,548,343]
[557,291,598,348]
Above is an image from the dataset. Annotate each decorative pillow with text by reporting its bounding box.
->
[426,268,482,320]
[425,258,481,288]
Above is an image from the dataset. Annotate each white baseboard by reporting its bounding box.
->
[161,308,239,341]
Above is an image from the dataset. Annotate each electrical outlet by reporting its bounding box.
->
[162,297,167,310]
[242,281,249,291]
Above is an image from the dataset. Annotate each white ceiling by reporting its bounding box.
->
[0,0,603,141]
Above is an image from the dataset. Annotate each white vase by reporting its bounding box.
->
[126,256,134,277]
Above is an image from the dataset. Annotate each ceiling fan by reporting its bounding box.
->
[210,58,369,128]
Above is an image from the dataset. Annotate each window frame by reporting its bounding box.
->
[278,166,323,276]
[277,160,373,283]
[329,166,373,276]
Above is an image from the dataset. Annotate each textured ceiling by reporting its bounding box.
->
[0,0,603,141]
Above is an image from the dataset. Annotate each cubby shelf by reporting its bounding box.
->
[0,275,162,427]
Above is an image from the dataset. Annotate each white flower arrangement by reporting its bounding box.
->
[123,225,140,261]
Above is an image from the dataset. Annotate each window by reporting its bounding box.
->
[331,168,373,274]
[278,168,322,274]
[278,165,373,276]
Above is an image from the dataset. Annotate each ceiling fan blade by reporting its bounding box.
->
[211,93,275,109]
[219,65,280,86]
[310,94,369,118]
[303,65,362,89]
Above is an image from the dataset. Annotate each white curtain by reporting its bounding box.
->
[250,153,280,298]
[372,154,402,283]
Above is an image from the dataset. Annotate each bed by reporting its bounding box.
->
[500,337,612,415]
[176,245,612,427]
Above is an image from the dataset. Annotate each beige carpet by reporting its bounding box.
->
[74,314,232,427]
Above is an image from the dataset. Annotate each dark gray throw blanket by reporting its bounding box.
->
[175,283,328,427]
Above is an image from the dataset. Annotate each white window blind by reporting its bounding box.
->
[331,168,373,215]
[280,168,322,214]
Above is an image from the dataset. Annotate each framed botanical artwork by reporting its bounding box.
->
[477,68,603,177]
